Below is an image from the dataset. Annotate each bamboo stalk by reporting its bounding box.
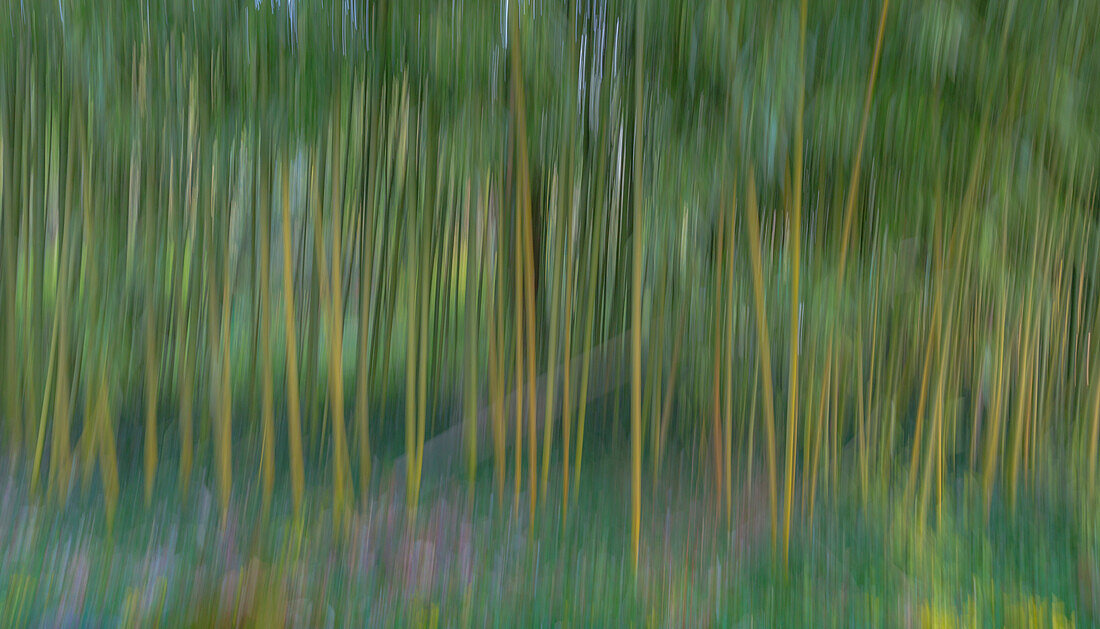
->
[96,360,119,530]
[723,191,737,525]
[216,160,234,527]
[630,0,645,572]
[489,213,507,504]
[1008,239,1039,511]
[711,210,726,510]
[178,87,199,497]
[836,0,890,276]
[808,338,832,521]
[561,187,577,513]
[541,175,564,502]
[355,84,379,506]
[29,266,60,496]
[573,237,598,499]
[781,0,807,570]
[143,148,160,508]
[464,182,480,494]
[507,0,540,523]
[327,106,352,526]
[414,201,431,517]
[48,215,74,502]
[406,209,421,520]
[906,279,941,504]
[258,152,276,515]
[512,191,525,516]
[280,157,306,518]
[744,172,779,549]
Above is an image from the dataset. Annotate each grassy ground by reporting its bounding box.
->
[0,447,1090,627]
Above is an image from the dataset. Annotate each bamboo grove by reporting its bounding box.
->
[2,0,1100,572]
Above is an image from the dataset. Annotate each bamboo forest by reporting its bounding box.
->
[2,0,1100,625]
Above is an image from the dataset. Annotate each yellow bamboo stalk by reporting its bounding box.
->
[808,339,832,521]
[919,306,953,527]
[506,0,540,523]
[1008,242,1039,511]
[781,0,807,570]
[836,0,890,276]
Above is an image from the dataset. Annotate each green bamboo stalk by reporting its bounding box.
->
[406,211,421,520]
[573,228,598,500]
[507,0,539,522]
[355,83,376,503]
[414,195,431,518]
[744,172,779,549]
[29,265,60,497]
[327,107,352,526]
[258,151,276,515]
[540,175,564,501]
[711,211,726,508]
[464,182,480,494]
[217,159,234,527]
[630,0,645,572]
[723,192,737,524]
[280,157,306,519]
[561,187,577,513]
[488,231,507,504]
